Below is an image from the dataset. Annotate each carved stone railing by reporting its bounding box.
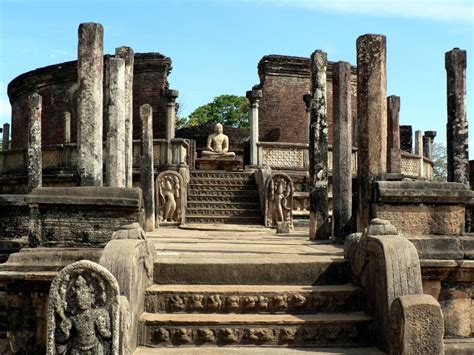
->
[400,151,433,179]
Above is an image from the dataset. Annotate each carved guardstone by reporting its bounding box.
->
[264,173,293,230]
[156,171,185,225]
[47,260,120,355]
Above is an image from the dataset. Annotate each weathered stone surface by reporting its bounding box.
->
[27,93,42,192]
[77,22,104,186]
[246,89,263,166]
[309,50,330,240]
[387,96,401,173]
[2,123,9,150]
[388,294,444,355]
[166,89,179,165]
[264,173,293,229]
[439,285,472,337]
[356,34,387,232]
[446,48,468,186]
[407,235,464,260]
[63,111,71,144]
[156,170,185,225]
[140,104,155,231]
[105,57,126,187]
[46,260,120,354]
[332,61,353,242]
[0,195,28,262]
[400,125,412,153]
[115,46,135,188]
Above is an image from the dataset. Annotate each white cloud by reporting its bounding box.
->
[239,0,473,22]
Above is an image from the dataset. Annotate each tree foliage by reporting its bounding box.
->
[432,142,447,182]
[183,95,250,128]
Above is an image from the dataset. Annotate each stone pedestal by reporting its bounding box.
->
[387,95,401,173]
[140,104,155,232]
[166,89,179,165]
[2,123,10,151]
[195,156,242,171]
[77,22,104,186]
[246,89,262,166]
[27,93,42,192]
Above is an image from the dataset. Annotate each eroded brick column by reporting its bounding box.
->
[166,89,179,165]
[356,34,387,232]
[27,93,42,192]
[247,89,262,166]
[309,50,330,240]
[332,61,353,242]
[446,48,468,186]
[387,95,401,173]
[115,46,135,188]
[2,123,9,151]
[77,22,104,186]
[140,104,155,231]
[105,57,126,187]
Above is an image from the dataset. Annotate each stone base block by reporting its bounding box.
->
[196,157,242,171]
[276,222,293,234]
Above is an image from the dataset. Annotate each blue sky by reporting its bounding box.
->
[0,0,473,152]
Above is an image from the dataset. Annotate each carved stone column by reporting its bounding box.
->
[415,130,424,178]
[166,89,179,165]
[246,89,262,166]
[140,104,155,231]
[356,34,387,232]
[63,112,71,144]
[387,95,401,174]
[309,50,330,240]
[77,22,104,186]
[105,57,126,187]
[27,93,42,192]
[424,131,437,160]
[446,48,468,186]
[332,61,353,242]
[2,123,10,150]
[115,46,135,188]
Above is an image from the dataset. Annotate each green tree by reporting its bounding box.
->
[186,95,250,128]
[432,142,447,182]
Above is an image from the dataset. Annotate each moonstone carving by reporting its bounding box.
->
[264,173,293,228]
[47,260,119,355]
[156,171,185,224]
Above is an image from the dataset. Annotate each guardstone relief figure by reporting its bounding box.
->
[264,173,293,228]
[47,260,119,355]
[156,171,185,225]
[201,123,235,157]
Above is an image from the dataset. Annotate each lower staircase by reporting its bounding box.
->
[186,171,262,225]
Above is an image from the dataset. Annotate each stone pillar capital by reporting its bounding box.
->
[445,48,467,71]
[246,89,262,106]
[424,130,437,141]
[166,89,179,104]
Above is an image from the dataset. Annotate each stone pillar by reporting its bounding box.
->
[246,89,262,166]
[356,34,387,232]
[400,125,413,153]
[115,46,135,188]
[105,57,126,187]
[446,48,468,186]
[332,61,353,242]
[2,123,9,150]
[422,136,430,159]
[415,130,424,178]
[387,95,401,174]
[140,104,155,232]
[424,131,437,160]
[166,89,179,165]
[77,22,104,186]
[303,92,312,144]
[27,93,42,192]
[309,50,330,240]
[63,112,71,144]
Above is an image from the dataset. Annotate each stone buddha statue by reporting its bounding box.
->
[201,123,235,157]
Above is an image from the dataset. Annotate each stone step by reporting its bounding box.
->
[144,284,363,314]
[188,190,259,199]
[190,176,255,183]
[188,202,261,210]
[186,208,261,217]
[185,215,263,225]
[187,194,260,203]
[138,312,373,348]
[134,346,385,354]
[189,184,258,191]
[153,256,350,285]
[191,171,254,180]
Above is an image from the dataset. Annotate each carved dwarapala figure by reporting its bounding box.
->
[159,175,180,222]
[54,275,112,354]
[201,123,235,157]
[269,177,292,225]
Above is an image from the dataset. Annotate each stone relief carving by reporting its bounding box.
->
[264,173,293,228]
[156,170,185,225]
[47,260,119,355]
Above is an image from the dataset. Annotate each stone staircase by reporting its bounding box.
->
[186,171,263,225]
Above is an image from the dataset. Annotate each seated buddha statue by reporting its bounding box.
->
[201,123,235,157]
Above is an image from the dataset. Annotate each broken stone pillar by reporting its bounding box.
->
[446,48,468,186]
[356,34,387,232]
[387,96,401,173]
[332,61,353,242]
[166,89,179,165]
[77,22,104,186]
[63,112,71,144]
[115,46,135,188]
[27,93,42,192]
[415,130,424,178]
[105,57,126,187]
[424,131,437,160]
[246,89,262,166]
[303,92,312,144]
[140,104,155,232]
[2,123,10,150]
[309,50,330,240]
[400,125,413,153]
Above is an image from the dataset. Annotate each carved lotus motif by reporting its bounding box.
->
[189,295,204,311]
[169,295,185,312]
[207,295,223,311]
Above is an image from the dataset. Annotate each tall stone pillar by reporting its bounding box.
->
[332,61,353,242]
[77,22,104,186]
[2,123,9,150]
[105,57,126,187]
[115,46,135,188]
[27,93,42,192]
[356,34,387,232]
[309,50,330,240]
[246,89,262,166]
[424,131,437,160]
[415,130,424,178]
[387,95,401,173]
[303,92,312,144]
[446,48,468,186]
[166,89,179,165]
[63,112,71,144]
[140,104,155,231]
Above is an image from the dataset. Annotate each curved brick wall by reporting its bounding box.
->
[7,53,171,149]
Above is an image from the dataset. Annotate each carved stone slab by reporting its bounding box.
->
[155,171,185,225]
[264,173,293,228]
[47,260,120,355]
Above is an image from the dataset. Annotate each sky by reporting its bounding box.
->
[0,0,473,152]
